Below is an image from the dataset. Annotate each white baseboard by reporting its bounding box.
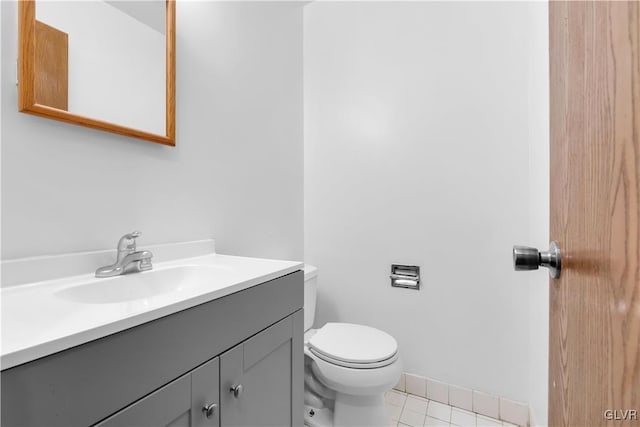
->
[394,372,530,426]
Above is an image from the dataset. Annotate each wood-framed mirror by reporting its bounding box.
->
[18,0,176,146]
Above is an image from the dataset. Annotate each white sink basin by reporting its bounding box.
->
[2,252,303,370]
[55,265,232,304]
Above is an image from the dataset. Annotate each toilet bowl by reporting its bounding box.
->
[303,265,402,427]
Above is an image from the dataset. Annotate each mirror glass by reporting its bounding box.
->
[34,0,166,136]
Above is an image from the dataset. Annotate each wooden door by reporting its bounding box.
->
[549,2,640,426]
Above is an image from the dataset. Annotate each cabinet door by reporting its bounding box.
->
[95,374,192,427]
[191,357,220,427]
[96,357,221,427]
[220,313,302,427]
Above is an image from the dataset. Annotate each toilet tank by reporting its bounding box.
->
[303,265,318,331]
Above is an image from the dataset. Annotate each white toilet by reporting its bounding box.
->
[303,265,402,427]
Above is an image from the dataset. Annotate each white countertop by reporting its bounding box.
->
[1,253,303,370]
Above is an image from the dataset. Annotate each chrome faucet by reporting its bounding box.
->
[95,231,153,278]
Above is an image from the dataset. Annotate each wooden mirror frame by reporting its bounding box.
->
[18,0,176,146]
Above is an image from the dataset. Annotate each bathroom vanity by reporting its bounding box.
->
[1,251,303,427]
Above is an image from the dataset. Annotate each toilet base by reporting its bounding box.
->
[304,405,333,427]
[333,392,390,427]
[304,393,390,427]
[303,325,400,427]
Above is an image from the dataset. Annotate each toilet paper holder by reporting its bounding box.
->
[390,264,420,290]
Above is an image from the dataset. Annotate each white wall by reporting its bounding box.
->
[1,1,303,262]
[526,2,550,425]
[304,1,547,405]
[36,1,166,135]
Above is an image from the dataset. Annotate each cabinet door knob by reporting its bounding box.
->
[230,384,243,398]
[202,402,217,419]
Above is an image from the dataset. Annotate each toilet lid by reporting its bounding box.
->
[308,323,398,366]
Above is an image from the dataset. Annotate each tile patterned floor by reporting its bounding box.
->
[385,390,521,427]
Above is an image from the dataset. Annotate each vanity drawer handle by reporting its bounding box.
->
[230,384,243,398]
[202,402,217,419]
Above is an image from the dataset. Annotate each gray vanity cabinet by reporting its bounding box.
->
[192,357,221,427]
[96,313,301,427]
[95,373,194,427]
[96,358,220,427]
[96,314,301,427]
[1,271,303,427]
[220,314,301,427]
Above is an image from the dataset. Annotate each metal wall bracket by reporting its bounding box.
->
[390,264,420,290]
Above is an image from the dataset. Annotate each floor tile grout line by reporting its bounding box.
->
[388,390,515,427]
[398,389,523,427]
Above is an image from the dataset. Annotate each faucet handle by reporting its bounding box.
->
[117,231,141,252]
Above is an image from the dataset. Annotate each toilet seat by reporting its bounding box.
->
[308,323,398,369]
[305,346,402,397]
[309,348,398,369]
